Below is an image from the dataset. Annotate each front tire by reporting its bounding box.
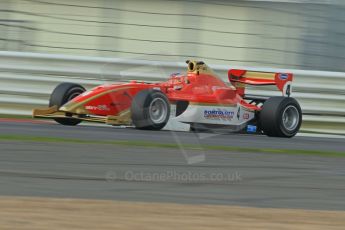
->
[260,97,302,138]
[49,82,86,126]
[131,89,170,130]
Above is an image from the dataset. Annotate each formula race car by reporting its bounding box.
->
[33,60,302,137]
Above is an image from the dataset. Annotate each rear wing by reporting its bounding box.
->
[228,69,293,97]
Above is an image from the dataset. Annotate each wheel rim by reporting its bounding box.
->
[282,105,299,131]
[149,98,168,124]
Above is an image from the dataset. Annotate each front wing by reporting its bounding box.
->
[32,106,131,125]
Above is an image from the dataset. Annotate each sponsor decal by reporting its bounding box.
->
[204,109,234,120]
[247,125,257,133]
[243,113,250,120]
[85,104,110,111]
[279,73,289,80]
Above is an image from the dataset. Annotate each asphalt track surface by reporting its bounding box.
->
[0,121,345,211]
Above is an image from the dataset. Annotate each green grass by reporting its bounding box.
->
[0,114,33,119]
[0,134,344,158]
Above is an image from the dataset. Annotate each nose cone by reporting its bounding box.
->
[59,99,88,114]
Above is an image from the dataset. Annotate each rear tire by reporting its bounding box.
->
[131,89,170,130]
[260,97,302,138]
[49,82,86,126]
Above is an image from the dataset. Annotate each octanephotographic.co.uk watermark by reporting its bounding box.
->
[105,170,242,184]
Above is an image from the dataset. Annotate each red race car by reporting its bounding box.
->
[33,60,302,137]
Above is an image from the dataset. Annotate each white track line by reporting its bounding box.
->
[297,133,345,139]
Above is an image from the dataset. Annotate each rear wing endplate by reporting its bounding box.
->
[228,69,293,97]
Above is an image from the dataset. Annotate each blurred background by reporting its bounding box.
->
[1,0,345,71]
